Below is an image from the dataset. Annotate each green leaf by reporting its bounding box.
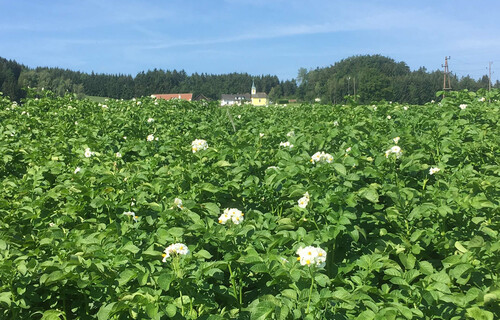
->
[455,241,468,253]
[97,302,116,320]
[200,183,219,193]
[214,160,232,167]
[281,289,297,300]
[398,253,416,270]
[146,303,158,318]
[118,269,136,286]
[0,292,11,307]
[314,273,330,287]
[122,242,140,254]
[250,300,276,320]
[165,304,176,317]
[167,227,185,238]
[41,310,65,320]
[356,309,375,320]
[466,307,494,320]
[158,273,172,291]
[203,202,220,216]
[333,163,347,175]
[360,188,379,203]
[195,249,213,259]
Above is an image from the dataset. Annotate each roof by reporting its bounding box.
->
[154,93,193,101]
[194,94,211,101]
[221,94,251,101]
[252,92,268,98]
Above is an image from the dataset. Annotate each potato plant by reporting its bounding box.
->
[0,89,498,319]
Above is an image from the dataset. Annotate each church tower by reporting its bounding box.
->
[251,80,256,95]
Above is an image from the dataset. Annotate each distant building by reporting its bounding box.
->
[194,94,211,101]
[220,94,251,106]
[220,80,268,106]
[250,80,268,106]
[154,93,193,101]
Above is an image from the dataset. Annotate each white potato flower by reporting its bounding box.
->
[174,198,183,209]
[218,208,244,225]
[115,152,122,158]
[74,167,81,174]
[296,246,327,267]
[298,192,310,208]
[162,243,189,262]
[147,117,154,123]
[393,137,400,144]
[147,134,155,141]
[84,148,94,158]
[429,167,441,175]
[311,151,333,164]
[385,145,402,158]
[459,104,467,110]
[123,211,138,222]
[279,141,293,148]
[192,139,208,153]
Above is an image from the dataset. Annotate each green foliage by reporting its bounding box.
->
[0,90,499,319]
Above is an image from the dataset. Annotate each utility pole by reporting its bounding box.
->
[442,56,452,98]
[353,77,356,97]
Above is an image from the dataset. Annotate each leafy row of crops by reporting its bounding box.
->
[0,89,499,319]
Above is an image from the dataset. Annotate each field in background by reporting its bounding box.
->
[0,89,498,319]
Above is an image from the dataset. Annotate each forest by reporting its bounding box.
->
[0,55,496,104]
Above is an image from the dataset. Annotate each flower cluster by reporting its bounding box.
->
[385,146,402,158]
[192,139,208,153]
[459,104,467,110]
[296,246,327,267]
[162,243,189,262]
[279,141,293,148]
[218,208,244,225]
[298,192,310,208]
[429,167,441,175]
[147,134,155,141]
[310,151,333,164]
[147,117,154,123]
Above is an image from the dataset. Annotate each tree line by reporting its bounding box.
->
[0,55,496,103]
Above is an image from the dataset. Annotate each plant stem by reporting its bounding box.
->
[227,263,239,304]
[306,268,315,313]
[179,289,184,317]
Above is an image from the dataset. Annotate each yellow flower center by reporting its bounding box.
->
[162,253,166,257]
[306,260,311,265]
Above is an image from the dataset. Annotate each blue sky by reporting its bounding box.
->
[1,0,499,82]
